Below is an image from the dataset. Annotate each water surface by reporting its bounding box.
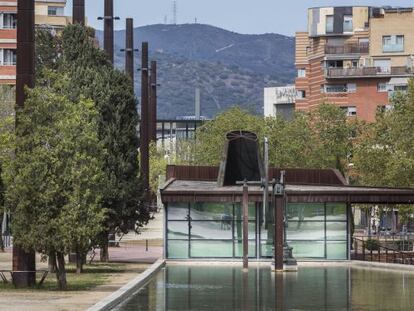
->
[116,264,414,311]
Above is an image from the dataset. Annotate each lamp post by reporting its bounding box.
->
[73,0,85,25]
[120,18,138,85]
[140,42,149,196]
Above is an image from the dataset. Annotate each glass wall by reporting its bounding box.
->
[286,203,348,260]
[166,202,256,259]
[167,201,348,260]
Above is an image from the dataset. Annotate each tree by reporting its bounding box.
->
[354,79,414,224]
[8,87,106,289]
[35,25,150,261]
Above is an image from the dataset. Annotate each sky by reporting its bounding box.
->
[65,0,414,36]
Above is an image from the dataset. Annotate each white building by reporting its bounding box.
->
[264,85,296,119]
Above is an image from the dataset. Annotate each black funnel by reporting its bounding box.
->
[218,131,264,186]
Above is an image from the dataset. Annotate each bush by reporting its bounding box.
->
[365,239,380,251]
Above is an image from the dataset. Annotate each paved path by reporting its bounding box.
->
[0,243,163,311]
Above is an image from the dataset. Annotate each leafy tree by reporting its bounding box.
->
[8,87,106,289]
[354,79,414,224]
[35,25,150,261]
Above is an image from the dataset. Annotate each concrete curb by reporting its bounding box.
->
[87,258,166,311]
[352,260,414,272]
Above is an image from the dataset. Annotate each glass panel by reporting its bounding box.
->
[287,203,325,221]
[288,241,325,258]
[286,221,325,241]
[167,240,189,259]
[326,203,347,220]
[260,241,273,257]
[234,203,256,220]
[326,16,334,33]
[234,240,256,258]
[326,222,347,241]
[191,221,233,240]
[190,241,233,258]
[167,203,189,220]
[326,241,347,259]
[191,202,233,221]
[167,221,188,239]
[233,221,256,240]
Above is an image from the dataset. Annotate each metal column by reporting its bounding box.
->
[274,196,284,271]
[140,42,150,194]
[14,0,36,288]
[149,61,157,142]
[103,0,115,63]
[72,0,85,25]
[124,18,135,83]
[242,183,249,270]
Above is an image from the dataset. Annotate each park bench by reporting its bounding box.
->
[0,270,49,287]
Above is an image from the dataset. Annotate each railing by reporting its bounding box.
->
[352,237,414,265]
[326,66,414,78]
[325,43,369,55]
[1,234,12,248]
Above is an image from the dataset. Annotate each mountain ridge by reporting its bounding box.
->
[96,23,295,118]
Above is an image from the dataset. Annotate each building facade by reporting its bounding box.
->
[295,6,414,122]
[0,0,70,86]
[264,85,296,120]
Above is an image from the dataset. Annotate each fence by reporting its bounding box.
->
[352,237,414,265]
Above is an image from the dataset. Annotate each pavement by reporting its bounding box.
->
[0,243,163,311]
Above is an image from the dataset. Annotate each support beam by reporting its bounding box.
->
[103,0,114,63]
[149,61,157,142]
[140,42,150,194]
[274,196,284,271]
[73,0,85,25]
[14,0,36,288]
[125,18,134,84]
[242,182,249,270]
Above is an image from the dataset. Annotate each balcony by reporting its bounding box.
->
[325,66,414,79]
[325,43,369,55]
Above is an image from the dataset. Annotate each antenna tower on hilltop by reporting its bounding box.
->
[172,0,177,24]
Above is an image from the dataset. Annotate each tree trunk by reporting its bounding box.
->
[100,232,109,262]
[48,251,57,273]
[76,251,83,274]
[0,219,4,252]
[55,252,67,290]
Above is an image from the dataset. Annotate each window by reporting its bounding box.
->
[0,13,17,29]
[48,6,64,16]
[343,15,353,32]
[297,90,306,99]
[377,105,392,113]
[0,49,16,66]
[383,35,404,53]
[326,15,334,33]
[347,83,357,93]
[374,59,391,73]
[377,83,388,92]
[341,106,357,117]
[323,84,347,93]
[297,68,306,78]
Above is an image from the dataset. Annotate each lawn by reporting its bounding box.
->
[0,262,128,291]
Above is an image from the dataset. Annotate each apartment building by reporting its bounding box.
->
[0,0,70,85]
[295,6,414,122]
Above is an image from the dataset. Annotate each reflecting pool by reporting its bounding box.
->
[115,265,414,311]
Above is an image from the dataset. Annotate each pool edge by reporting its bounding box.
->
[87,258,166,311]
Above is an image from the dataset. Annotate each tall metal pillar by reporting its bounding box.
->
[242,182,249,270]
[98,0,119,64]
[140,42,150,194]
[73,0,85,25]
[274,195,284,271]
[149,61,157,142]
[125,18,135,84]
[13,0,36,288]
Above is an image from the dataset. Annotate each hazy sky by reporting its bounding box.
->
[65,0,414,36]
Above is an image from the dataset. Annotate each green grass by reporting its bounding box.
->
[0,262,128,291]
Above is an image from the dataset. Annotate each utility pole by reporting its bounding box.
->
[98,0,119,64]
[14,0,36,288]
[121,18,138,85]
[140,42,150,195]
[72,0,85,25]
[149,61,157,142]
[172,0,177,24]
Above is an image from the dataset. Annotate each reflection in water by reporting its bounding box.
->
[115,265,414,311]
